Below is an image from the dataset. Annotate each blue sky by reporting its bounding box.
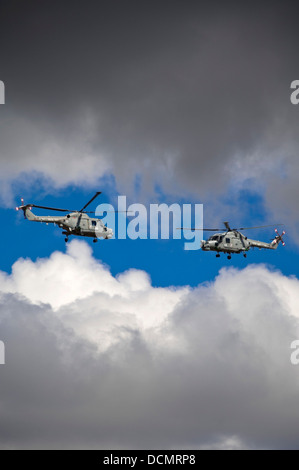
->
[4,177,296,288]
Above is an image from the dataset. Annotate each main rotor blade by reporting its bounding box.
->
[237,224,284,230]
[31,205,98,214]
[31,204,77,212]
[97,210,135,215]
[178,224,285,231]
[177,228,220,231]
[79,192,102,212]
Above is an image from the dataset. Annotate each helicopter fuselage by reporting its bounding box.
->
[201,230,279,254]
[20,207,113,240]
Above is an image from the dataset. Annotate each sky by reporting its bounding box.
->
[1,0,299,449]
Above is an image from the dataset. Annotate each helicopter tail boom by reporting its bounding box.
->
[248,229,286,250]
[16,202,64,223]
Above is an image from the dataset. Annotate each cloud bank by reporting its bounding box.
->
[1,2,299,226]
[0,240,299,449]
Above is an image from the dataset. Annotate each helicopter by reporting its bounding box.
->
[180,221,285,259]
[15,192,113,243]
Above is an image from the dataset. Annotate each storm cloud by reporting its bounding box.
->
[0,1,299,219]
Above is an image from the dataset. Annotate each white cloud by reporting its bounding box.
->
[1,240,299,449]
[0,240,188,348]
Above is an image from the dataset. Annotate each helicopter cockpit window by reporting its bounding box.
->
[92,220,97,227]
[225,238,230,243]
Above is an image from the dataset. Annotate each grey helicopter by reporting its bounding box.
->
[180,221,285,259]
[16,192,113,243]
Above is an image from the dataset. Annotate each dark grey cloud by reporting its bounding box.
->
[0,1,299,214]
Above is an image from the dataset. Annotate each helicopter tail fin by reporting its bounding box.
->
[23,207,36,220]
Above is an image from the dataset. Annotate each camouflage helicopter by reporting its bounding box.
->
[181,221,285,259]
[16,192,113,243]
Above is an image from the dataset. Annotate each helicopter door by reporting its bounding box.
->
[225,237,232,247]
[80,218,88,231]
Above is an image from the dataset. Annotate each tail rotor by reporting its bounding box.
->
[16,198,24,211]
[15,198,31,218]
[15,197,24,211]
[273,228,286,247]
